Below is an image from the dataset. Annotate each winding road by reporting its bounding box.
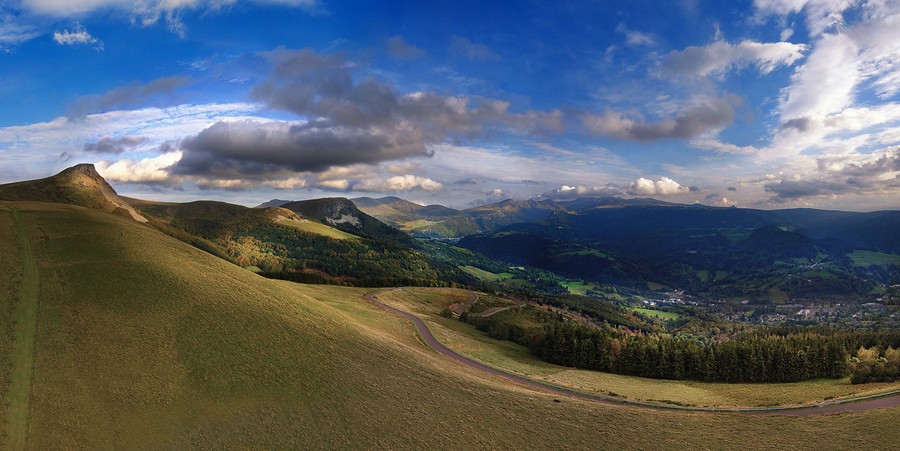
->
[365,288,900,416]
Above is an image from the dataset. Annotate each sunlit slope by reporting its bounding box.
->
[0,164,146,222]
[1,201,899,449]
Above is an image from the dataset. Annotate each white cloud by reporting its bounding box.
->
[355,175,443,192]
[21,0,319,37]
[317,179,350,190]
[759,1,900,168]
[616,22,654,46]
[541,184,624,200]
[660,39,808,78]
[0,15,41,48]
[780,28,794,41]
[95,151,182,183]
[53,25,102,49]
[628,176,689,196]
[267,177,307,189]
[0,102,262,183]
[754,0,856,37]
[778,32,858,123]
[690,136,759,154]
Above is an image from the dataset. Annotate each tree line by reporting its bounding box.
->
[466,311,900,383]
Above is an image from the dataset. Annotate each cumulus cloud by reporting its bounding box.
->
[170,48,558,182]
[95,151,182,183]
[250,48,512,134]
[172,119,433,178]
[355,175,443,192]
[268,176,308,189]
[387,35,425,60]
[384,161,420,174]
[763,147,900,203]
[70,76,191,117]
[83,135,147,154]
[450,36,500,60]
[581,97,737,142]
[541,184,624,200]
[659,40,807,78]
[628,177,689,196]
[704,193,734,206]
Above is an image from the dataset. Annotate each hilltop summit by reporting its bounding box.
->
[0,163,147,222]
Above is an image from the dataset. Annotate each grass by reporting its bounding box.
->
[1,204,40,449]
[400,219,441,230]
[768,286,790,302]
[3,201,900,449]
[467,293,518,315]
[633,308,681,321]
[459,265,514,281]
[559,249,610,258]
[848,250,900,267]
[381,287,900,410]
[562,281,593,295]
[647,281,668,291]
[0,205,23,448]
[276,218,358,240]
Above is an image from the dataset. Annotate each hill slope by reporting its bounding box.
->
[2,201,900,448]
[0,164,146,222]
[353,196,481,238]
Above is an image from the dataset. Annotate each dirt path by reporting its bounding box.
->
[365,288,900,416]
[3,204,40,448]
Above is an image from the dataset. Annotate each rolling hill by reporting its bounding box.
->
[2,167,900,448]
[0,164,147,223]
[352,196,481,238]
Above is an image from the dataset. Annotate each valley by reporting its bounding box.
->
[1,166,899,448]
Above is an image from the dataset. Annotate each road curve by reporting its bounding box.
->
[365,288,900,416]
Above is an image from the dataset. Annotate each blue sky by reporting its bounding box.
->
[2,0,900,210]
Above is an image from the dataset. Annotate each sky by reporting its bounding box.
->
[1,0,900,211]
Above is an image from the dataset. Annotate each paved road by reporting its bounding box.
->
[452,290,478,315]
[365,288,900,416]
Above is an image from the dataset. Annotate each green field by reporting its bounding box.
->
[400,219,441,230]
[562,281,593,295]
[276,218,358,240]
[633,307,681,321]
[2,201,900,448]
[459,265,514,281]
[849,250,900,267]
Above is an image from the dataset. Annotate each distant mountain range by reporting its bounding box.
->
[343,195,900,254]
[4,165,897,303]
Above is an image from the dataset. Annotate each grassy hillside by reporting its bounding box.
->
[0,164,146,222]
[1,201,900,448]
[377,288,900,408]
